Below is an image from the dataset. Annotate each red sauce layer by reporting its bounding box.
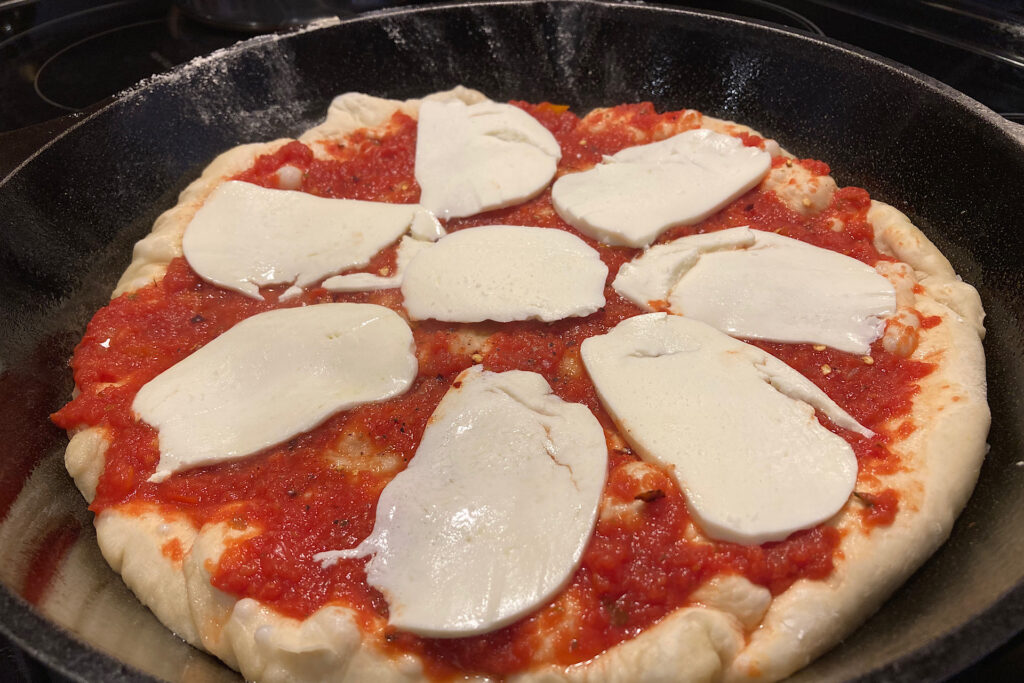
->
[52,102,933,678]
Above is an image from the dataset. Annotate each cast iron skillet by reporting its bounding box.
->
[1,1,1022,680]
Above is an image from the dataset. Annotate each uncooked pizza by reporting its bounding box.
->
[51,87,989,682]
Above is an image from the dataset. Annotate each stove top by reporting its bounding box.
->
[2,0,1023,136]
[1,0,1022,681]
[2,0,232,132]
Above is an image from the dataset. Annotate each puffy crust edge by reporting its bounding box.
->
[520,608,745,683]
[111,140,290,298]
[869,200,986,337]
[94,506,202,647]
[64,427,108,503]
[63,92,989,683]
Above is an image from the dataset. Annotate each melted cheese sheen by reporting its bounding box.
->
[613,227,897,354]
[182,181,443,299]
[414,99,562,219]
[400,225,608,322]
[581,313,864,544]
[315,367,607,637]
[551,129,771,247]
[135,304,417,483]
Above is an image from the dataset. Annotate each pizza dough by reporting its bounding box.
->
[56,88,989,682]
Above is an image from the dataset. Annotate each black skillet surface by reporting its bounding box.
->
[0,1,1022,681]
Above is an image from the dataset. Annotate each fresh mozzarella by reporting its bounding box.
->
[613,228,755,306]
[408,208,447,241]
[551,129,771,247]
[273,164,304,190]
[415,99,561,219]
[135,304,417,483]
[182,181,443,299]
[315,366,607,637]
[400,225,608,322]
[580,313,865,545]
[321,236,433,293]
[613,226,897,354]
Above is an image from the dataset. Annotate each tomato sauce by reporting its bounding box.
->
[856,488,901,528]
[51,102,933,678]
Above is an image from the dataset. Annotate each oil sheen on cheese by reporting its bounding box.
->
[613,226,897,354]
[315,367,607,637]
[581,313,864,545]
[551,129,771,247]
[135,304,417,482]
[415,99,562,219]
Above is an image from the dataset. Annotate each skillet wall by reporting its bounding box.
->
[0,1,1021,681]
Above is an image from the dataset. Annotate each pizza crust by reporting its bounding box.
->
[224,601,427,683]
[182,522,262,669]
[869,200,985,336]
[522,609,745,683]
[690,576,772,632]
[63,90,989,682]
[94,506,202,647]
[64,427,108,503]
[112,140,292,298]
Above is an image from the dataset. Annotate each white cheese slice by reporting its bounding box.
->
[400,225,608,322]
[614,228,756,306]
[580,313,864,545]
[415,99,561,219]
[182,181,444,299]
[321,236,433,293]
[613,226,897,354]
[135,304,417,483]
[551,129,771,247]
[315,366,607,637]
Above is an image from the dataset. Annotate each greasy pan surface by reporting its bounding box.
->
[0,1,1022,680]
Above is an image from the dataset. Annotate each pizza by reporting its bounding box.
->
[51,87,989,682]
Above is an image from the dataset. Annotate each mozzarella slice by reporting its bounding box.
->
[581,313,864,545]
[315,366,607,637]
[614,228,755,306]
[135,304,417,483]
[415,99,561,219]
[613,226,897,354]
[321,236,433,293]
[551,129,771,247]
[182,181,444,299]
[400,225,608,322]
